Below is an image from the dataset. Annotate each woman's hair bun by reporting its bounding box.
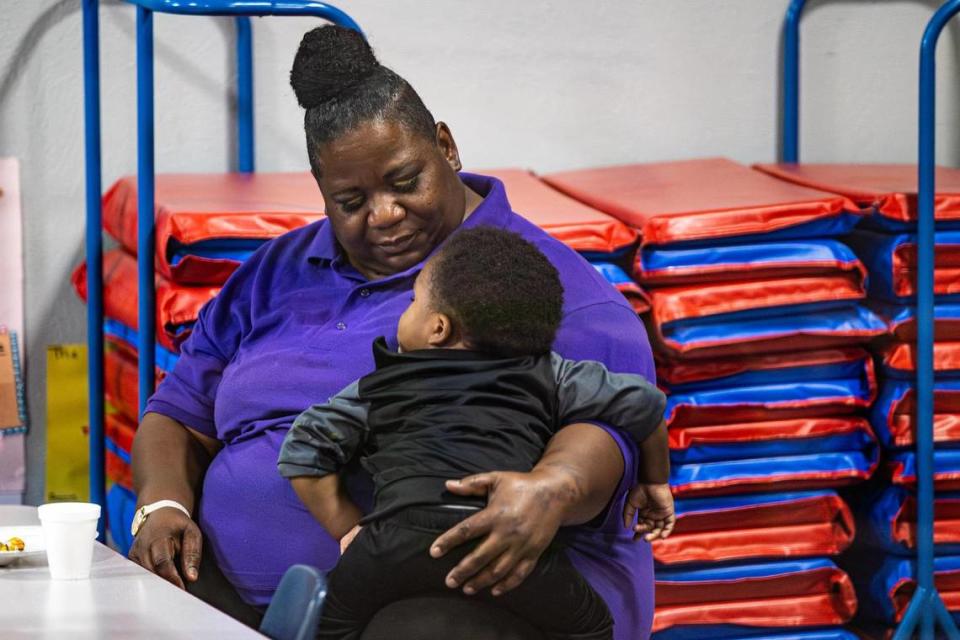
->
[290,25,379,109]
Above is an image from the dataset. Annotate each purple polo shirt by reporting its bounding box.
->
[145,173,656,639]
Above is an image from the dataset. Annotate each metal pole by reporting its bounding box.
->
[236,17,254,173]
[782,0,807,162]
[893,1,960,636]
[122,1,363,31]
[136,7,156,414]
[82,0,105,541]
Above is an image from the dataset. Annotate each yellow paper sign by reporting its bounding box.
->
[45,344,89,502]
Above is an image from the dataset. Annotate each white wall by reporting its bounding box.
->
[3,0,959,504]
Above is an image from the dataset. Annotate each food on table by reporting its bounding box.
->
[0,536,25,552]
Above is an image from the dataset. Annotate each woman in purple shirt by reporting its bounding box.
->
[129,25,658,640]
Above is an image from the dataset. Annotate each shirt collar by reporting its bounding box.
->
[371,336,511,370]
[305,172,513,268]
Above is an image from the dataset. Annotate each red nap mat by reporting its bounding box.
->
[542,158,858,246]
[755,163,960,227]
[481,168,638,255]
[871,379,960,449]
[103,173,327,285]
[648,273,865,328]
[670,418,875,456]
[652,559,857,633]
[861,487,960,554]
[658,348,871,388]
[889,449,960,491]
[881,341,960,379]
[72,249,219,353]
[104,341,164,422]
[657,347,876,422]
[877,303,960,342]
[652,491,855,566]
[669,418,878,497]
[644,273,874,360]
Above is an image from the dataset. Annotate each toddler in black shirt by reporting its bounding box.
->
[278,227,673,640]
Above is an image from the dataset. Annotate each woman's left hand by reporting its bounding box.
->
[429,469,572,597]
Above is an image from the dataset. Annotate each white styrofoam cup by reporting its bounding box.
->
[37,502,101,580]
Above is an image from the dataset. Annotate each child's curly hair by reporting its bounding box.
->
[427,227,564,357]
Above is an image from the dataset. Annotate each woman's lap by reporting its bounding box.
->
[360,595,546,640]
[186,543,265,629]
[190,541,544,639]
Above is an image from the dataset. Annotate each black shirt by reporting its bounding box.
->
[279,338,665,522]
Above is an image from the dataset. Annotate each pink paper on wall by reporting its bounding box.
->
[0,158,25,502]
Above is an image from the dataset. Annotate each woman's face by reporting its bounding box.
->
[312,119,469,281]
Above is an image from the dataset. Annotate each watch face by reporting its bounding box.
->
[131,508,145,536]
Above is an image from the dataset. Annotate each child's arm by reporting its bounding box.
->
[553,357,674,540]
[552,355,667,446]
[636,420,669,485]
[277,380,369,540]
[290,475,363,540]
[624,421,675,541]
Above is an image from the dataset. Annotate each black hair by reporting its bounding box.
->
[290,26,437,174]
[427,227,564,358]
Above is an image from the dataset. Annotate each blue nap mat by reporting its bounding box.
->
[857,554,960,625]
[847,229,960,303]
[660,304,886,351]
[653,627,859,640]
[671,448,876,496]
[639,239,862,283]
[105,319,180,373]
[859,486,960,556]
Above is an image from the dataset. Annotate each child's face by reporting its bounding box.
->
[396,263,441,352]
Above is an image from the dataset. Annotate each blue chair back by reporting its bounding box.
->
[260,564,328,640]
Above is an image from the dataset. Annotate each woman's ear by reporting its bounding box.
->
[435,122,462,172]
[427,311,456,347]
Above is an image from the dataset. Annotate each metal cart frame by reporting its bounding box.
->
[781,1,960,636]
[80,0,363,541]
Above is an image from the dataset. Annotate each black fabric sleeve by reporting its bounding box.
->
[277,381,371,478]
[552,354,667,445]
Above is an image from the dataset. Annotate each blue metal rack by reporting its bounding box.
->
[781,1,960,637]
[81,0,363,542]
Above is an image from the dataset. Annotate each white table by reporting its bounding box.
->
[0,505,264,639]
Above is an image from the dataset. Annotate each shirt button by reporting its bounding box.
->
[359,288,371,298]
[336,322,347,331]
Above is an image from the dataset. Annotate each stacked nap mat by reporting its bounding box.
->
[545,158,885,359]
[81,172,326,553]
[74,169,646,553]
[544,158,883,638]
[755,162,960,632]
[855,344,960,630]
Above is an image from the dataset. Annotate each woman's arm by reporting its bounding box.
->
[128,412,222,589]
[430,422,623,596]
[432,297,656,598]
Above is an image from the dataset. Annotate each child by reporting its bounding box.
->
[278,227,673,640]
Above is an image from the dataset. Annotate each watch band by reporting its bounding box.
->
[131,500,192,537]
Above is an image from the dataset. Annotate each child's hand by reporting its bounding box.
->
[623,483,675,542]
[340,525,362,554]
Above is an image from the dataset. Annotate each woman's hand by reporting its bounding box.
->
[130,413,218,589]
[128,507,203,590]
[429,469,573,598]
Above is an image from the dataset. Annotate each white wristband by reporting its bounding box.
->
[131,500,192,537]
